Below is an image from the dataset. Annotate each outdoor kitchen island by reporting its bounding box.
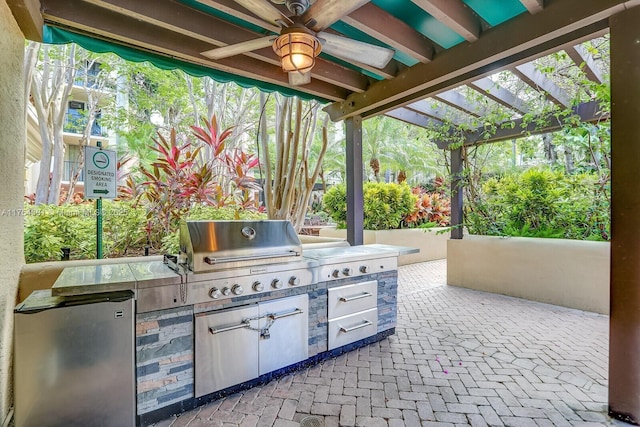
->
[46,221,416,426]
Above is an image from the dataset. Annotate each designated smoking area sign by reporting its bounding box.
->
[84,145,117,199]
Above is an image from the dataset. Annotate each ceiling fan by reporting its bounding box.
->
[200,0,395,85]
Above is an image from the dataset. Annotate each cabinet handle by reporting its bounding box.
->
[269,308,304,320]
[209,321,249,335]
[340,320,373,333]
[339,292,373,302]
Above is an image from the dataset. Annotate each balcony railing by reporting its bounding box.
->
[64,115,106,137]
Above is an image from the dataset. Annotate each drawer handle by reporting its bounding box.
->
[339,292,373,302]
[209,320,250,335]
[269,308,304,320]
[340,320,373,333]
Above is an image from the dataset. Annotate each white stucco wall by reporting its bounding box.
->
[0,1,25,420]
[447,235,609,314]
[319,227,448,265]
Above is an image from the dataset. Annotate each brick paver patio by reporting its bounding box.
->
[155,260,616,427]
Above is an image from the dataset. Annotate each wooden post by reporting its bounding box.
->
[345,116,364,246]
[609,5,640,424]
[450,147,463,240]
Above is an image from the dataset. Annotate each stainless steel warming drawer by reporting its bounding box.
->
[328,308,378,350]
[327,280,378,350]
[328,280,378,319]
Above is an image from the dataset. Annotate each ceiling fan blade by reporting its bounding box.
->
[201,36,276,60]
[288,71,312,85]
[317,32,394,69]
[303,0,371,31]
[231,0,292,26]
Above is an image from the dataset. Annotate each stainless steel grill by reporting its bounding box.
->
[138,220,316,312]
[179,220,303,272]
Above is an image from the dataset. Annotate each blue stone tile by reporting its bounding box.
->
[137,362,160,377]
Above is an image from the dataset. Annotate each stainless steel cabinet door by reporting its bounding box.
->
[258,294,308,375]
[195,304,259,397]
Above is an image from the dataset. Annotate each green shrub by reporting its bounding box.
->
[323,184,347,227]
[466,168,609,240]
[323,182,417,230]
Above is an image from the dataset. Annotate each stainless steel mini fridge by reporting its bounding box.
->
[14,290,135,427]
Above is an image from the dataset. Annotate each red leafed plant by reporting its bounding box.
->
[137,115,261,245]
[403,186,451,228]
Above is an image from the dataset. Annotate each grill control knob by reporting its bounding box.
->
[360,265,370,274]
[253,281,264,292]
[289,276,300,286]
[271,279,283,289]
[232,285,244,295]
[221,287,231,296]
[343,267,353,276]
[332,269,340,278]
[209,287,221,299]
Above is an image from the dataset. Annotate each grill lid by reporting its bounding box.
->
[180,220,302,272]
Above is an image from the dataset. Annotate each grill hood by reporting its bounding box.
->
[179,220,302,272]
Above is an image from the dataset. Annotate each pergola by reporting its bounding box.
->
[3,0,640,424]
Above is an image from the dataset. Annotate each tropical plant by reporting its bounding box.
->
[403,187,451,227]
[323,182,417,230]
[133,114,260,247]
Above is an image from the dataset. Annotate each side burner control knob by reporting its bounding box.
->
[253,281,264,292]
[332,269,340,278]
[272,279,283,289]
[209,287,221,299]
[232,284,244,295]
[359,265,370,274]
[342,267,353,276]
[221,287,231,296]
[289,276,300,286]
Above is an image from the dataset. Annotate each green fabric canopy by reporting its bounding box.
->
[43,25,328,103]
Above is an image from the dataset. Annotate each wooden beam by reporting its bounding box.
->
[194,0,281,33]
[434,100,607,147]
[385,108,442,128]
[512,62,571,107]
[467,77,530,114]
[565,43,604,83]
[325,0,621,121]
[406,100,468,125]
[303,0,371,32]
[410,0,480,42]
[434,90,485,117]
[78,0,370,93]
[341,3,434,63]
[43,0,348,101]
[518,0,544,14]
[7,0,44,41]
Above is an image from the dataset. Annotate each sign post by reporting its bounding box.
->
[84,143,117,259]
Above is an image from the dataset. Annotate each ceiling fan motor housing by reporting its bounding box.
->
[284,0,311,15]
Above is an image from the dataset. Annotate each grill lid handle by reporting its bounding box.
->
[203,250,301,265]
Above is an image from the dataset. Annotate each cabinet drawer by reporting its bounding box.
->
[328,308,377,350]
[328,281,377,319]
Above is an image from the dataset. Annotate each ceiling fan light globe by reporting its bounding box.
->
[274,32,321,74]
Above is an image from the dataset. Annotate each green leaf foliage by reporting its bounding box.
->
[323,182,417,230]
[466,168,609,240]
